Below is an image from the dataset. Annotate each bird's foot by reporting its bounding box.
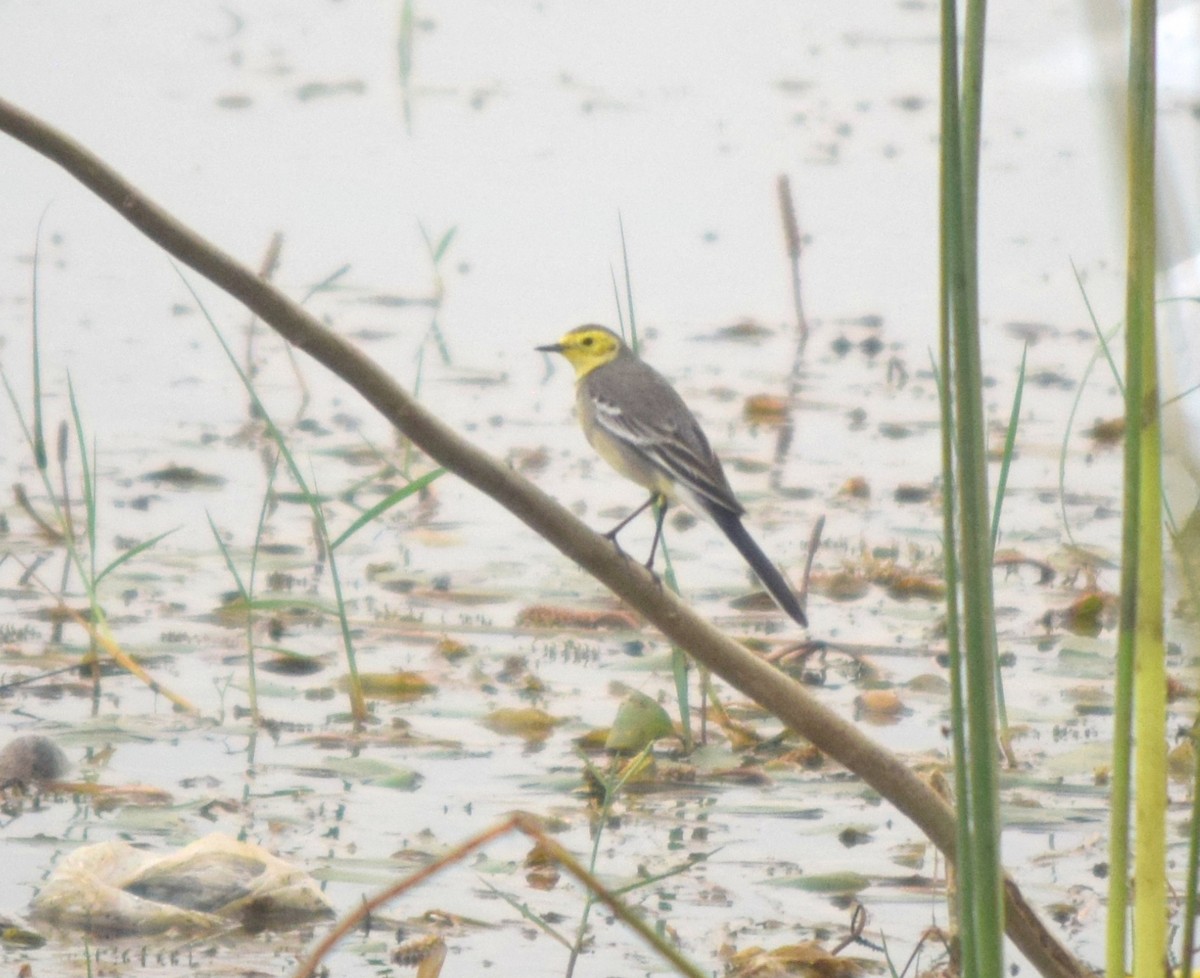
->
[602,529,663,588]
[602,528,621,548]
[603,529,634,563]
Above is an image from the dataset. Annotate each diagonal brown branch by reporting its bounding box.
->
[0,96,1089,978]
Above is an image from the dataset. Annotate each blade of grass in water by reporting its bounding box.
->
[1124,0,1167,970]
[564,748,685,978]
[299,263,352,305]
[610,264,626,342]
[932,351,973,968]
[1071,259,1125,388]
[226,596,341,616]
[654,508,693,753]
[30,208,50,471]
[66,375,98,588]
[3,327,180,703]
[418,221,454,365]
[989,343,1027,765]
[397,0,414,133]
[207,511,256,721]
[93,528,178,588]
[207,456,278,725]
[939,0,1003,969]
[179,267,370,728]
[331,466,446,550]
[618,212,638,352]
[1056,296,1122,548]
[989,344,1026,556]
[308,463,367,725]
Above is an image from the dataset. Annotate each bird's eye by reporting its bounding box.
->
[581,336,594,346]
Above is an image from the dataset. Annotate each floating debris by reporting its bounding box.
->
[31,834,333,936]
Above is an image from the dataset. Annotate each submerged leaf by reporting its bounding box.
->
[140,465,226,488]
[1056,590,1118,636]
[483,708,562,741]
[516,604,639,630]
[605,691,673,753]
[743,394,790,426]
[853,689,907,723]
[764,871,871,894]
[351,671,438,701]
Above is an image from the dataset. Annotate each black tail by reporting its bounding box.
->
[708,506,808,627]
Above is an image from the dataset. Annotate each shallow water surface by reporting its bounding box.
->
[1,2,1197,976]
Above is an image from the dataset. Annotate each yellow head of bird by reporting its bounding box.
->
[536,325,625,378]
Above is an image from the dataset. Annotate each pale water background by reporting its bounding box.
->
[1,2,1199,975]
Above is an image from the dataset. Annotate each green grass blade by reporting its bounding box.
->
[417,222,453,364]
[65,374,98,585]
[175,268,310,504]
[223,596,340,615]
[1,367,38,456]
[608,849,715,897]
[618,212,638,353]
[248,451,280,596]
[308,464,367,725]
[1162,376,1200,409]
[480,879,574,950]
[299,264,351,305]
[178,264,367,726]
[0,366,70,531]
[207,512,248,599]
[330,466,445,550]
[208,510,260,720]
[1057,320,1122,548]
[397,0,414,132]
[4,364,92,614]
[432,227,457,265]
[1071,259,1125,392]
[989,343,1026,555]
[655,524,692,753]
[30,208,50,471]
[986,344,1027,752]
[1057,266,1124,551]
[610,264,627,342]
[94,528,179,588]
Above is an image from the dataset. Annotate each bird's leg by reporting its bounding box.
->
[603,494,657,554]
[644,497,669,572]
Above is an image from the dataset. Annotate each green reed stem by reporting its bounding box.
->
[989,344,1027,759]
[1123,0,1166,972]
[940,0,1003,970]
